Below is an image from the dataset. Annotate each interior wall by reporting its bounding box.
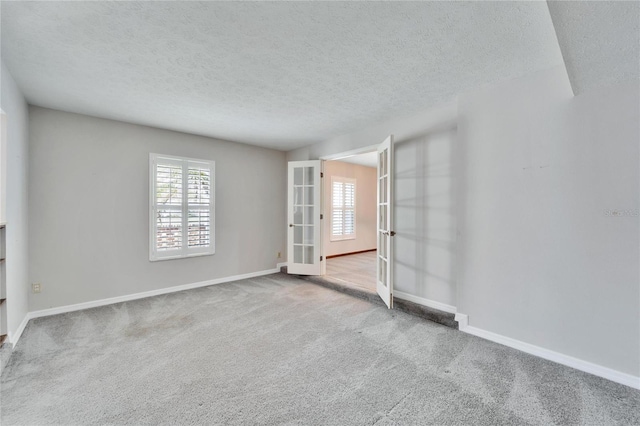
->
[28,107,287,311]
[323,160,376,257]
[395,128,457,307]
[457,66,639,377]
[0,61,30,342]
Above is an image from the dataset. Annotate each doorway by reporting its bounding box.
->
[287,136,394,308]
[323,150,378,293]
[326,251,377,292]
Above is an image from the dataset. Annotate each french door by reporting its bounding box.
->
[287,160,325,275]
[377,136,394,308]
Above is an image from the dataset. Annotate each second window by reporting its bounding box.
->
[331,177,356,241]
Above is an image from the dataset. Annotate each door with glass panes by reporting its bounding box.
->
[377,136,394,308]
[287,160,325,275]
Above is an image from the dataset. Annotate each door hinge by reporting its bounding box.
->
[320,256,323,261]
[320,172,324,178]
[320,214,323,220]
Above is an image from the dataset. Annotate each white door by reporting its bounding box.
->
[287,160,325,275]
[377,136,394,308]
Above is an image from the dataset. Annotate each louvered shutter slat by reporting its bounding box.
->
[331,178,355,239]
[156,163,183,250]
[187,166,212,248]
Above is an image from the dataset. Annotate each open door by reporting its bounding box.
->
[287,160,325,275]
[377,135,394,308]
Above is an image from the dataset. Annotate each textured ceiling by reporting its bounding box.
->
[547,1,640,95]
[1,1,563,151]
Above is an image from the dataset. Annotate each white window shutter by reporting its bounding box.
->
[344,182,355,235]
[187,163,213,250]
[150,154,215,261]
[330,177,356,241]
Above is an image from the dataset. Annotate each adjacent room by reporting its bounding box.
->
[324,152,377,293]
[0,1,639,425]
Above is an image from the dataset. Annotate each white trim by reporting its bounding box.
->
[454,313,468,328]
[319,144,378,161]
[277,262,287,270]
[459,322,640,390]
[394,291,457,314]
[8,313,30,348]
[27,267,281,321]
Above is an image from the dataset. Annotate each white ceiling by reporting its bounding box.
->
[547,1,639,95]
[1,2,565,151]
[333,151,377,169]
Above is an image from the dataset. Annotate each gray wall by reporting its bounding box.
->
[0,61,30,342]
[395,128,457,307]
[457,66,639,376]
[29,107,286,311]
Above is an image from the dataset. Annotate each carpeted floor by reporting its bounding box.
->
[1,273,638,425]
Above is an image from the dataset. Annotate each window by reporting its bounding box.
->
[150,153,215,261]
[331,177,356,241]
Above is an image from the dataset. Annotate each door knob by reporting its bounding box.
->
[289,224,294,227]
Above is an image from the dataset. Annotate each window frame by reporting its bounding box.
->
[330,176,356,242]
[149,153,215,261]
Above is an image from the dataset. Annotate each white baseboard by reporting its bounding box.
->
[276,262,287,270]
[459,322,640,390]
[8,313,30,348]
[394,291,457,314]
[454,313,468,329]
[17,266,282,344]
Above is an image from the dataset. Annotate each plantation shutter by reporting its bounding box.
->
[187,162,212,250]
[331,178,356,240]
[332,181,344,236]
[150,154,215,261]
[155,159,184,252]
[344,182,355,235]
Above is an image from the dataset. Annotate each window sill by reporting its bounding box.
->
[149,251,215,262]
[330,236,356,242]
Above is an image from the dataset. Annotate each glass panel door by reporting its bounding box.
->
[377,136,394,308]
[287,161,324,275]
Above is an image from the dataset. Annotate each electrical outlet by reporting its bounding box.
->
[277,251,281,259]
[32,283,41,294]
